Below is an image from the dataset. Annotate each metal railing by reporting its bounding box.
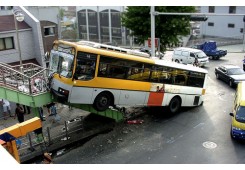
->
[0,62,51,95]
[17,116,85,162]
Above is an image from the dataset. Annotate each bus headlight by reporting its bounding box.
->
[232,126,241,131]
[58,87,69,97]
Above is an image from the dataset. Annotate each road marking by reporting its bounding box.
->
[202,141,217,149]
[193,123,204,129]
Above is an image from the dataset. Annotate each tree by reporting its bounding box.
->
[121,6,196,51]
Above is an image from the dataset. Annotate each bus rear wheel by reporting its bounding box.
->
[168,96,181,114]
[93,92,112,112]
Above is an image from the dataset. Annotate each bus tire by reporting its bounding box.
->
[168,96,181,114]
[93,92,112,112]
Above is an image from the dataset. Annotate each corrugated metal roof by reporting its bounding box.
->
[0,15,31,32]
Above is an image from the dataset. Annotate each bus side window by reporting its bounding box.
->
[75,52,97,80]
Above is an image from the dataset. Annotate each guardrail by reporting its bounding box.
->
[0,62,51,95]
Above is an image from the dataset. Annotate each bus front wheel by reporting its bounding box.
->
[93,92,112,112]
[168,96,181,114]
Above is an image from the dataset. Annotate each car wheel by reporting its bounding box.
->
[216,73,219,79]
[168,96,181,114]
[93,92,112,112]
[175,59,180,63]
[229,80,233,87]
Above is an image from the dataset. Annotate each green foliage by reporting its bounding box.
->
[62,30,77,40]
[121,6,196,51]
[59,8,65,19]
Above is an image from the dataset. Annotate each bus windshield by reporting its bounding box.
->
[50,50,74,78]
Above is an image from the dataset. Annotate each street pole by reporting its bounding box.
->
[14,15,23,73]
[243,17,245,52]
[151,6,155,57]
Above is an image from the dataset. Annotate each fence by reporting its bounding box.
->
[17,115,85,162]
[0,62,51,95]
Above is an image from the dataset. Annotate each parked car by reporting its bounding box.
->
[139,47,164,59]
[215,64,245,87]
[172,47,209,67]
[139,47,151,56]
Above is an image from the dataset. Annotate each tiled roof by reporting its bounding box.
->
[0,15,31,32]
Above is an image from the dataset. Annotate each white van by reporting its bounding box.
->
[172,47,209,67]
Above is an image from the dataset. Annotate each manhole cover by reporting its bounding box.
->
[202,141,217,149]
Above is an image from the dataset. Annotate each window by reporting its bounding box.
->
[97,55,205,87]
[80,12,86,17]
[182,51,188,57]
[81,25,87,32]
[102,27,109,34]
[241,28,244,33]
[88,12,96,17]
[112,28,121,34]
[228,23,235,28]
[229,6,236,14]
[74,52,97,80]
[208,22,214,26]
[209,6,215,13]
[44,26,55,36]
[98,56,151,81]
[190,53,195,57]
[0,37,14,51]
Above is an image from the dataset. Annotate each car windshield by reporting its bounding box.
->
[195,51,207,58]
[235,106,245,123]
[228,68,245,75]
[49,50,74,78]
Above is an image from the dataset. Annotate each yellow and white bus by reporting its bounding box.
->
[49,40,208,114]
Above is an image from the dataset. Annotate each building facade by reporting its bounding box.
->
[200,6,245,39]
[0,6,59,67]
[77,6,130,46]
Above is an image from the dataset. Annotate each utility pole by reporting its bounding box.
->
[151,6,155,57]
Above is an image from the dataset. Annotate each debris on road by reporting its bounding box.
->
[126,120,144,124]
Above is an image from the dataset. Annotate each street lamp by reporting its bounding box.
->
[13,9,25,73]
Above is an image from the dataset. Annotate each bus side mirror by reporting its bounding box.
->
[230,113,234,117]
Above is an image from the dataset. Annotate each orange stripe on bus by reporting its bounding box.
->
[147,92,164,106]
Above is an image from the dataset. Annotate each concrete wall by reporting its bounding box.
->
[17,6,45,66]
[25,6,59,24]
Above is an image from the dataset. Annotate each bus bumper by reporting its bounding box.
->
[51,88,69,103]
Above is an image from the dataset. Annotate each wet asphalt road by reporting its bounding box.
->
[52,47,245,164]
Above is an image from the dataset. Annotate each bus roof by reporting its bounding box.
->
[174,47,203,53]
[54,40,208,74]
[55,40,155,64]
[154,59,208,74]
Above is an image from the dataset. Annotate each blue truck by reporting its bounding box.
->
[192,41,227,60]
